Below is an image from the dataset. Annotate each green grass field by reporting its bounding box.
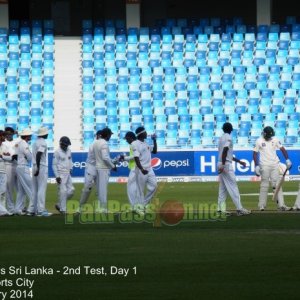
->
[1,181,300,300]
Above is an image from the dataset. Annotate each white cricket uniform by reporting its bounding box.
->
[93,139,115,209]
[294,186,300,209]
[16,139,34,213]
[132,140,157,206]
[0,145,9,216]
[1,139,18,214]
[79,143,97,206]
[124,142,138,207]
[32,137,48,213]
[52,148,74,213]
[217,133,243,211]
[254,137,286,209]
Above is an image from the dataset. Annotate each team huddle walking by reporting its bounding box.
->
[0,126,52,216]
[78,126,158,215]
[1,122,299,217]
[0,125,159,217]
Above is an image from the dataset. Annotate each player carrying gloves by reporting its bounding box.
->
[253,126,292,211]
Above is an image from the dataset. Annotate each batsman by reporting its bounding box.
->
[253,126,292,211]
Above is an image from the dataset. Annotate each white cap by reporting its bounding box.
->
[37,127,48,136]
[19,128,33,136]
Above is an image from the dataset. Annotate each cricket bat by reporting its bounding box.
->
[272,168,288,201]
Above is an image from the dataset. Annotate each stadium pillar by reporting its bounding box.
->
[126,0,140,28]
[257,0,271,25]
[0,0,9,28]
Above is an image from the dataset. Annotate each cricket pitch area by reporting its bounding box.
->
[1,181,300,300]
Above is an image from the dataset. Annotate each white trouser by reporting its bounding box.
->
[0,173,9,215]
[135,168,157,206]
[16,165,33,213]
[57,173,74,212]
[5,162,18,214]
[32,165,48,213]
[127,169,138,207]
[218,162,243,211]
[294,182,300,208]
[259,164,285,208]
[96,169,110,208]
[80,163,97,206]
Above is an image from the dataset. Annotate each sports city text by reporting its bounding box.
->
[0,265,137,299]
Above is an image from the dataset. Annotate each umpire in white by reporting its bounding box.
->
[132,126,158,212]
[217,122,251,216]
[15,128,35,215]
[93,127,116,213]
[32,127,52,216]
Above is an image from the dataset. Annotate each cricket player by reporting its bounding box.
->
[93,127,117,213]
[79,130,102,208]
[120,131,138,210]
[253,126,292,211]
[32,127,52,217]
[0,130,12,216]
[132,126,158,214]
[52,136,74,213]
[217,122,251,216]
[15,128,35,215]
[1,127,19,214]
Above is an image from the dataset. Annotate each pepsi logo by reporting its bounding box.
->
[151,157,162,170]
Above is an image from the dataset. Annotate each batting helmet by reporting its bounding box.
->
[262,126,275,140]
[60,136,71,146]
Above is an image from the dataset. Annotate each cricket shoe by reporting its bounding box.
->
[74,208,81,215]
[278,206,291,211]
[26,211,35,216]
[292,206,300,211]
[237,208,251,216]
[14,211,26,216]
[133,205,145,217]
[95,207,108,214]
[55,204,61,213]
[259,206,265,211]
[0,212,13,217]
[217,210,232,217]
[37,211,53,217]
[135,208,145,217]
